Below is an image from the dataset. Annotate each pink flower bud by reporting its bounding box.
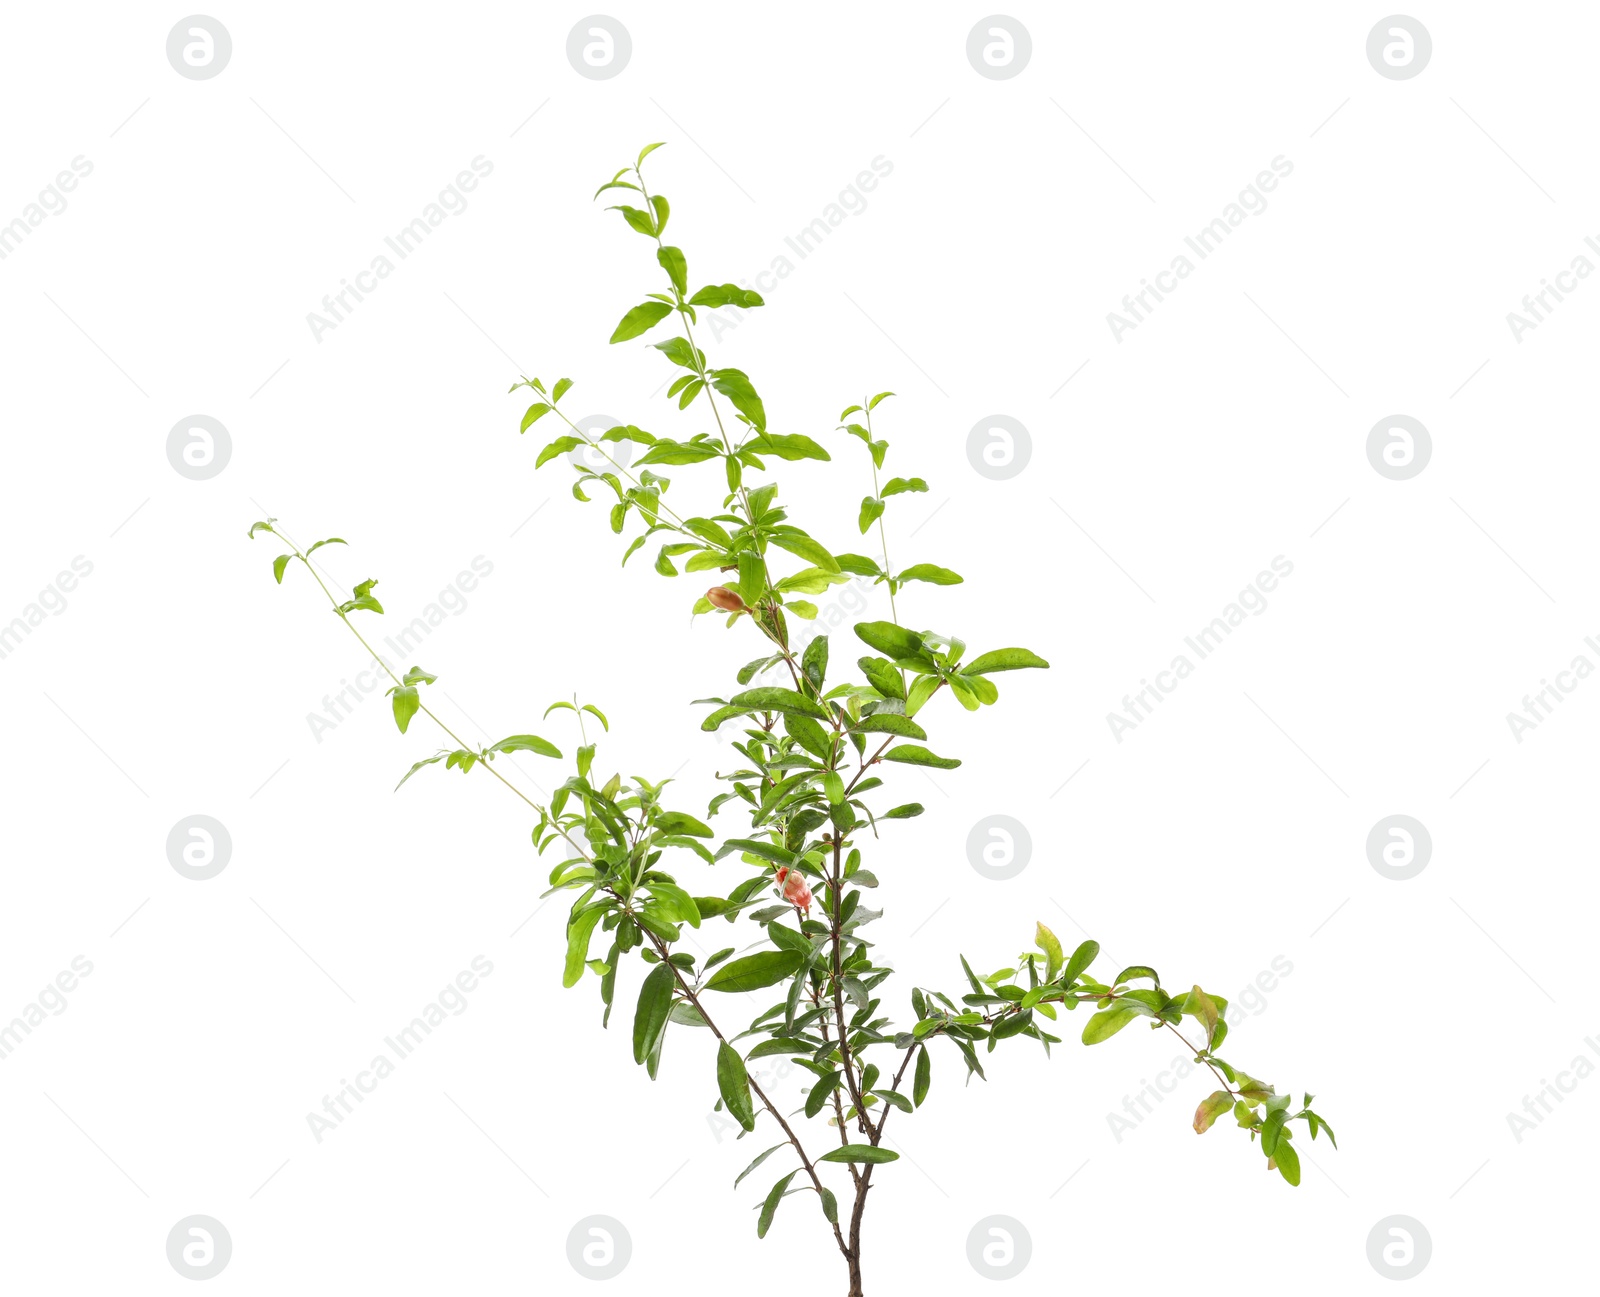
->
[774,866,812,915]
[706,586,747,613]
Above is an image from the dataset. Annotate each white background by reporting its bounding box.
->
[0,2,1592,1292]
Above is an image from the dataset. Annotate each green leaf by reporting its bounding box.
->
[801,634,828,689]
[1193,1090,1233,1134]
[896,564,963,586]
[850,713,926,740]
[1274,1135,1301,1186]
[709,367,766,430]
[1036,923,1064,981]
[717,1040,756,1132]
[607,203,657,235]
[1185,985,1220,1043]
[394,752,447,791]
[858,656,906,700]
[805,1071,841,1119]
[782,712,834,762]
[637,439,720,466]
[749,433,831,462]
[1081,1005,1139,1044]
[1063,940,1100,983]
[912,1044,931,1106]
[765,923,814,962]
[652,336,700,370]
[657,245,688,296]
[854,621,925,660]
[704,950,804,993]
[757,1171,797,1238]
[391,685,419,734]
[701,704,751,732]
[904,675,939,716]
[746,1036,812,1060]
[820,1187,838,1225]
[632,962,674,1066]
[834,553,882,577]
[874,1089,913,1113]
[654,810,713,838]
[487,734,562,759]
[649,883,702,929]
[564,906,607,989]
[551,377,573,403]
[609,301,673,344]
[335,578,383,616]
[880,477,927,496]
[734,1143,786,1189]
[858,496,885,534]
[881,744,960,770]
[713,838,795,868]
[1261,1109,1287,1156]
[729,687,830,720]
[637,141,666,167]
[535,435,581,467]
[818,1145,899,1165]
[868,390,895,410]
[1114,965,1161,987]
[964,647,1050,675]
[883,803,923,820]
[271,554,293,583]
[520,402,552,431]
[766,527,839,572]
[688,283,765,309]
[736,1151,787,1189]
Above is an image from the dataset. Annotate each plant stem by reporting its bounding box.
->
[861,401,899,630]
[281,522,851,1264]
[644,928,852,1260]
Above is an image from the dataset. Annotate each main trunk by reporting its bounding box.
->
[845,1184,869,1295]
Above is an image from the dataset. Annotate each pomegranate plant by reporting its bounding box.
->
[250,143,1333,1296]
